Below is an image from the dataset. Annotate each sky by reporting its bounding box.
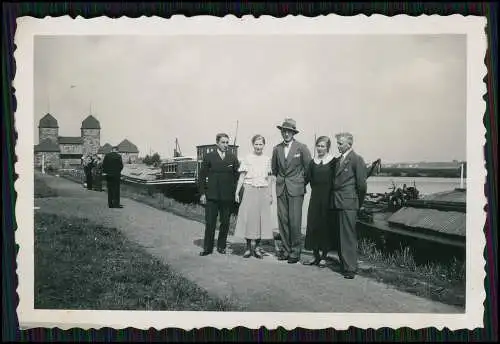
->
[34,34,466,164]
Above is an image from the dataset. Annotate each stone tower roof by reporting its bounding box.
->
[81,115,101,129]
[38,113,58,128]
[117,139,139,153]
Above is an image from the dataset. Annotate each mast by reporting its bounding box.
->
[233,120,239,157]
[174,138,182,157]
[313,133,317,158]
[460,162,464,189]
[233,120,239,146]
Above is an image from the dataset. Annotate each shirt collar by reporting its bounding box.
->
[283,140,294,147]
[314,154,334,165]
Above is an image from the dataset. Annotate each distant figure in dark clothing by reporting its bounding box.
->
[102,146,124,208]
[93,156,103,192]
[83,155,95,190]
[198,133,240,256]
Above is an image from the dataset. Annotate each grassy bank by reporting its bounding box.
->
[357,239,465,307]
[34,211,240,311]
[58,171,465,307]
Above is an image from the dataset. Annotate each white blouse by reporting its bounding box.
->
[238,153,272,187]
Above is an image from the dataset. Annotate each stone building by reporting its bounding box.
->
[81,115,101,157]
[98,139,139,164]
[34,112,140,170]
[34,113,101,170]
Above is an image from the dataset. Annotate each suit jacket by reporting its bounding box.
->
[271,140,312,197]
[102,152,123,177]
[198,150,240,202]
[331,150,367,210]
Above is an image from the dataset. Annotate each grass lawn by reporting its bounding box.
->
[34,174,58,198]
[34,212,241,311]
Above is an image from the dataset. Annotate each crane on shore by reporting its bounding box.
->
[174,138,182,157]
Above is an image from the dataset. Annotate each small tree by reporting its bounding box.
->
[151,153,161,166]
[143,154,151,165]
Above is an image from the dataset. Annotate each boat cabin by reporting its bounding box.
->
[161,156,199,180]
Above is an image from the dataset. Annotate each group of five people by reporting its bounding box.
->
[198,118,367,279]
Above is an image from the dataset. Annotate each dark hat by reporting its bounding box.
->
[277,118,299,134]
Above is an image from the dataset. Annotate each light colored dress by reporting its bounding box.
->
[233,153,274,240]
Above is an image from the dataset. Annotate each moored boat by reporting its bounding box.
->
[357,184,466,264]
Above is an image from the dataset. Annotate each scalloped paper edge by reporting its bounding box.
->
[13,14,488,331]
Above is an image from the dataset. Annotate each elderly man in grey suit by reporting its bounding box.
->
[331,132,367,279]
[271,118,312,264]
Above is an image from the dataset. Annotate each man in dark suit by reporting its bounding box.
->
[331,132,367,279]
[102,146,124,208]
[271,118,312,264]
[198,133,240,256]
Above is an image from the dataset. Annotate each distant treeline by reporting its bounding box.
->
[378,167,466,178]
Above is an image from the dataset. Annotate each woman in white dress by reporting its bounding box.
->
[234,134,274,259]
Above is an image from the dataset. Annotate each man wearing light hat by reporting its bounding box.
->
[271,118,312,264]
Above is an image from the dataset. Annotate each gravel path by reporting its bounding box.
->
[34,172,462,313]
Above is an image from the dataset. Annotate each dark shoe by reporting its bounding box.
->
[287,257,300,264]
[253,248,264,259]
[217,248,226,254]
[344,272,356,279]
[318,259,327,268]
[277,253,289,261]
[117,204,124,208]
[199,251,212,256]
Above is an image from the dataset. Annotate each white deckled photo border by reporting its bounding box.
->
[14,15,487,330]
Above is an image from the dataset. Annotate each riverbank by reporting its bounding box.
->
[34,172,462,313]
[56,171,465,308]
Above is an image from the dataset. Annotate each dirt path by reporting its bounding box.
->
[34,172,462,313]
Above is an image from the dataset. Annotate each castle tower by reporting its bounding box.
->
[38,113,59,145]
[81,115,101,156]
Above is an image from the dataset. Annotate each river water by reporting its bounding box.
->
[268,177,466,231]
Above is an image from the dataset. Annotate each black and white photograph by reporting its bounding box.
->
[15,15,486,330]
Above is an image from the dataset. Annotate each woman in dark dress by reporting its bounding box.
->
[303,136,338,268]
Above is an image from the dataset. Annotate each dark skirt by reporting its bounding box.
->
[304,161,339,252]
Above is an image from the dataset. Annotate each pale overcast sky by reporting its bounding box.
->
[34,35,466,163]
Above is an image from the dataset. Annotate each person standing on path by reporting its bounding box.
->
[198,133,240,256]
[83,155,95,190]
[330,132,367,279]
[303,136,339,268]
[271,118,312,264]
[234,134,274,259]
[102,146,124,208]
[93,156,104,192]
